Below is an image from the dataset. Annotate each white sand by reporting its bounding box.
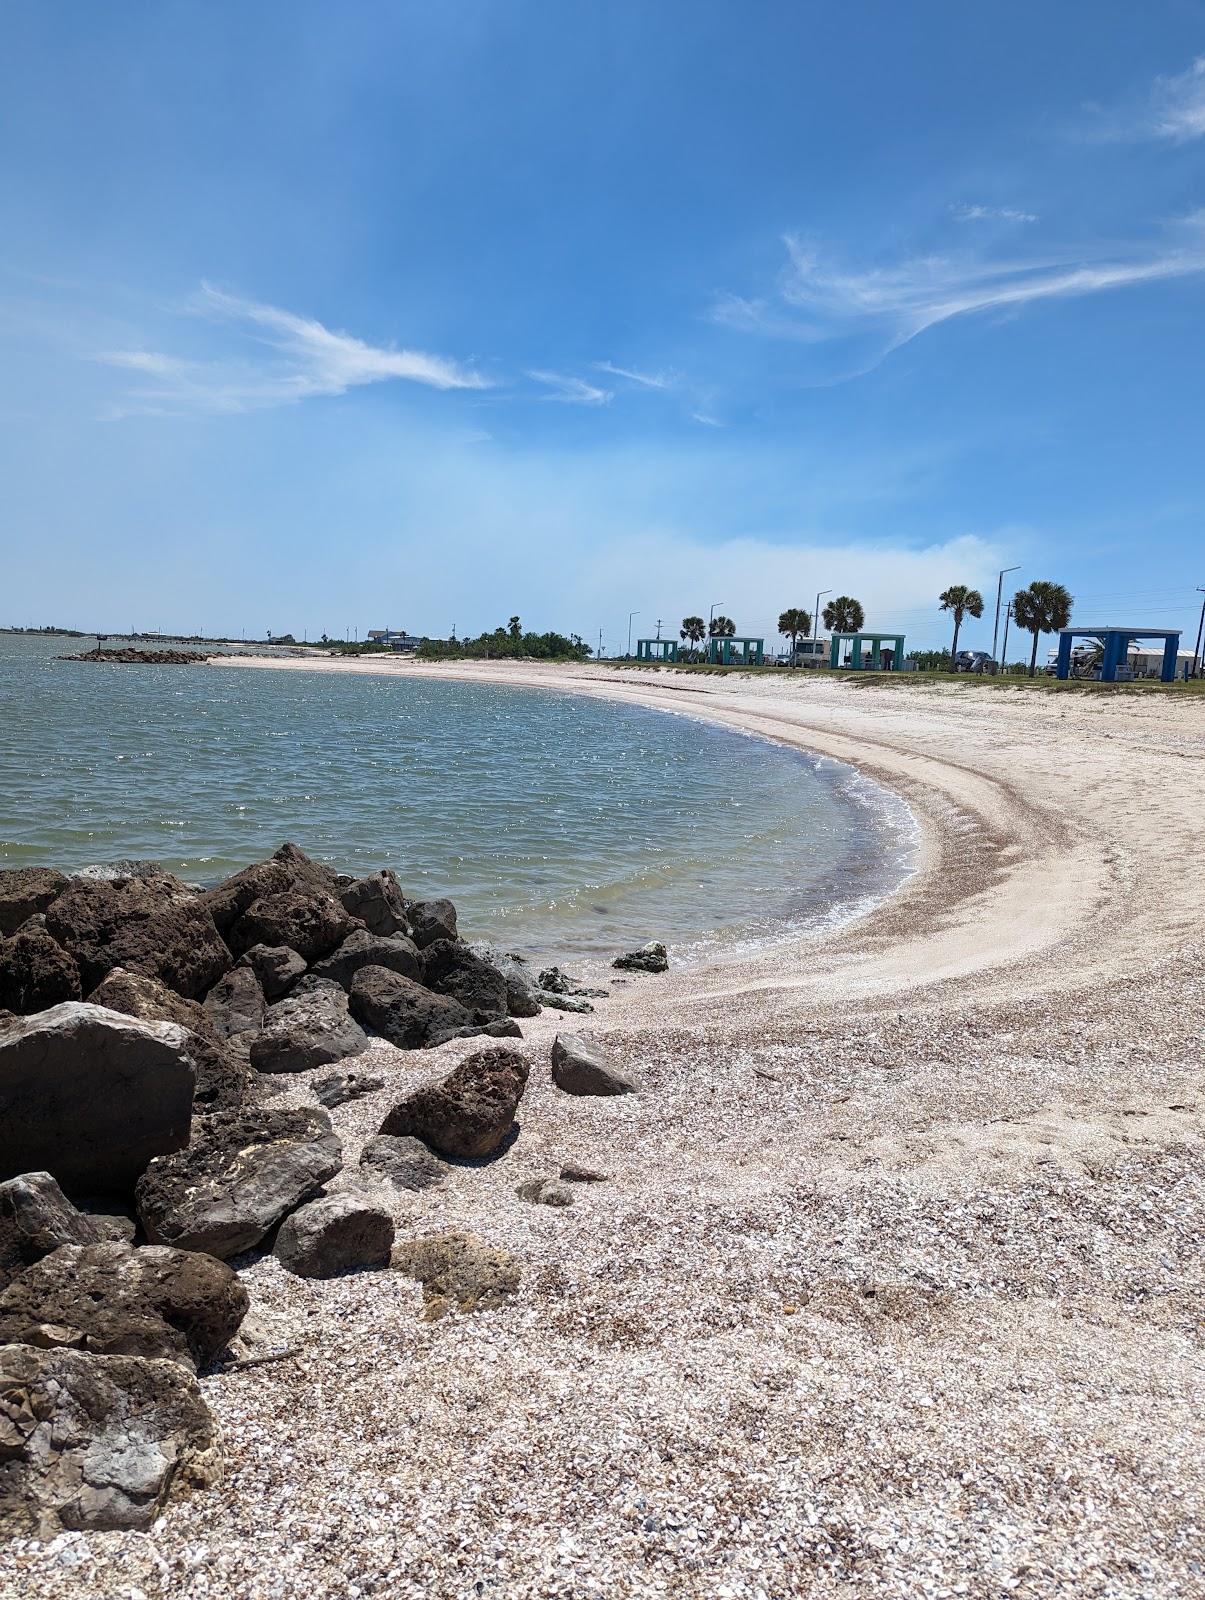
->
[9,658,1204,1598]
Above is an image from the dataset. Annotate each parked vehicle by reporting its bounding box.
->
[954,650,997,674]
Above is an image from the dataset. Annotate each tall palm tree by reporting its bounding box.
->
[709,615,736,638]
[507,615,522,640]
[778,607,812,660]
[680,615,706,660]
[1011,581,1073,677]
[822,596,864,635]
[938,584,985,668]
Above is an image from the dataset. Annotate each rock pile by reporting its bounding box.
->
[59,647,211,665]
[0,842,655,1539]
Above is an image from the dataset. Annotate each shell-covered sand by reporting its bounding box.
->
[9,660,1204,1600]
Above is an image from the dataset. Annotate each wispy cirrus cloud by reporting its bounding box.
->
[99,283,490,415]
[526,368,612,405]
[1152,55,1205,141]
[953,203,1039,224]
[1082,54,1205,144]
[592,360,673,389]
[712,218,1205,377]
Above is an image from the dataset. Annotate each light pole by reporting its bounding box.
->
[627,610,639,657]
[814,589,831,642]
[709,602,724,630]
[992,566,1021,663]
[1193,586,1205,678]
[1000,601,1013,668]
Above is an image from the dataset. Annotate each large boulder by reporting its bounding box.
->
[0,1240,247,1372]
[339,870,409,936]
[407,898,458,949]
[0,1343,220,1535]
[493,955,542,1018]
[249,978,368,1074]
[550,1033,640,1096]
[0,1172,100,1290]
[359,1135,447,1192]
[202,842,339,935]
[311,928,423,990]
[44,876,230,998]
[0,1004,196,1196]
[0,867,69,936]
[135,1107,341,1259]
[349,965,472,1049]
[85,970,250,1113]
[238,943,306,1000]
[422,940,509,1019]
[379,1047,529,1160]
[202,964,266,1040]
[274,1193,394,1278]
[393,1230,521,1320]
[0,920,82,1013]
[227,889,352,963]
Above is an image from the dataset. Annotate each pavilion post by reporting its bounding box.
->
[1161,634,1178,683]
[1055,633,1073,680]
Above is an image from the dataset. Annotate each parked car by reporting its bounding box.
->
[954,650,997,674]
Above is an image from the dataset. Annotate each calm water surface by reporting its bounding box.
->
[0,635,915,961]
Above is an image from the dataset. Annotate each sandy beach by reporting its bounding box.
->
[10,657,1203,1599]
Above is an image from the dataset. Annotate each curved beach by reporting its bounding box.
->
[17,657,1203,1599]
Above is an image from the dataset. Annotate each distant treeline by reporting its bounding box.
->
[418,617,592,662]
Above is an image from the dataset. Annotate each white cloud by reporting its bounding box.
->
[592,360,673,389]
[953,204,1039,224]
[98,284,489,414]
[526,369,612,405]
[1151,55,1205,141]
[691,411,725,427]
[713,224,1205,373]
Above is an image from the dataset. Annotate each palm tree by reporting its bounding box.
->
[822,596,864,635]
[1011,581,1073,677]
[507,615,522,640]
[680,615,706,660]
[708,615,736,637]
[938,584,985,669]
[778,607,812,661]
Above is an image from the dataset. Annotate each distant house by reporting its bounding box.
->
[367,629,423,653]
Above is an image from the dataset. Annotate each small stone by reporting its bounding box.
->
[611,941,668,974]
[312,1070,386,1109]
[550,1033,640,1097]
[515,1178,574,1207]
[560,1163,609,1183]
[274,1193,394,1278]
[359,1135,448,1192]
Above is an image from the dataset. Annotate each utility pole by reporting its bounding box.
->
[992,566,1021,662]
[655,618,664,639]
[597,628,604,660]
[1193,587,1205,678]
[1001,602,1013,668]
[815,589,831,642]
[627,610,639,656]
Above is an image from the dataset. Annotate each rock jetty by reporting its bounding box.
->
[59,647,211,664]
[0,841,654,1539]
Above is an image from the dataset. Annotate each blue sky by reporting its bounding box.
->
[3,1,1205,655]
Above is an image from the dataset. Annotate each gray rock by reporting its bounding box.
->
[135,1106,342,1259]
[560,1162,609,1183]
[515,1178,575,1207]
[274,1193,394,1278]
[534,990,595,1014]
[75,1198,138,1244]
[311,927,422,990]
[407,898,458,949]
[0,920,82,1013]
[359,1134,448,1192]
[228,888,352,963]
[422,940,509,1018]
[312,1069,385,1109]
[238,943,307,999]
[0,866,68,936]
[249,978,367,1074]
[0,1240,248,1371]
[426,1018,523,1047]
[349,964,473,1049]
[84,969,250,1112]
[44,874,230,998]
[0,1343,220,1535]
[202,964,266,1040]
[379,1047,529,1160]
[494,955,542,1018]
[339,870,409,936]
[202,842,340,934]
[550,1033,640,1096]
[0,1004,196,1196]
[0,1171,100,1289]
[612,940,669,974]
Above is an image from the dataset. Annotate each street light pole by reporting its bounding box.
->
[1001,602,1013,668]
[627,610,639,656]
[1193,586,1205,678]
[992,566,1021,663]
[709,602,723,629]
[814,589,831,643]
